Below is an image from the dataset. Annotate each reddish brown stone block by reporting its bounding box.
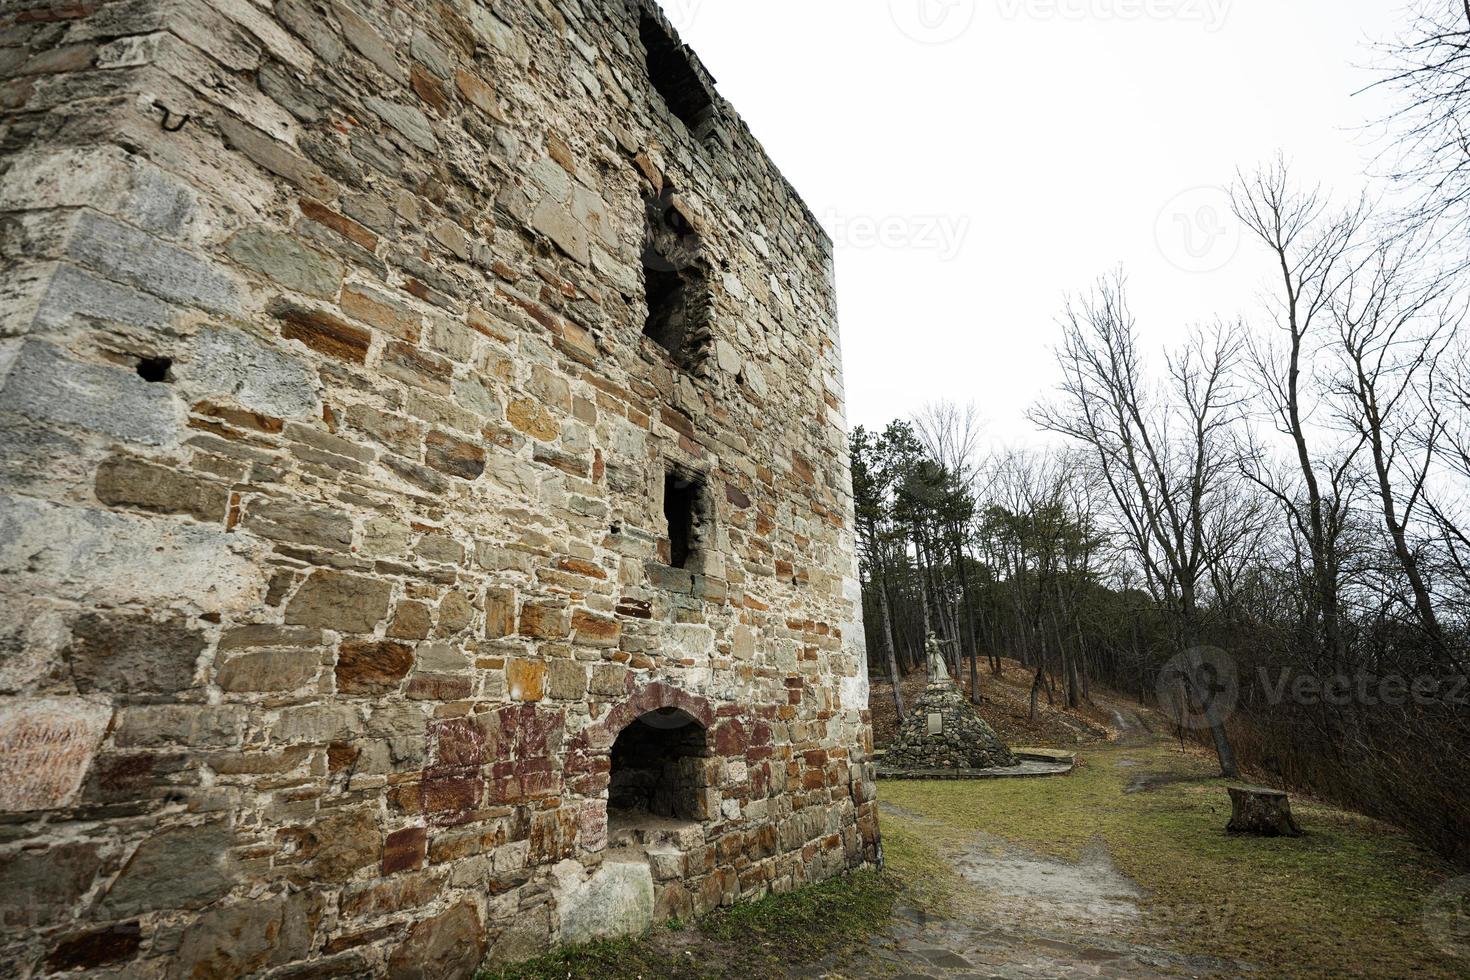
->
[191,401,285,434]
[454,68,507,122]
[431,718,485,769]
[382,826,427,875]
[327,742,359,773]
[405,674,473,700]
[336,640,414,696]
[507,659,546,702]
[300,198,379,252]
[420,772,482,816]
[556,556,606,579]
[483,586,516,638]
[388,600,434,641]
[44,922,141,973]
[381,341,451,393]
[571,609,620,649]
[276,303,372,364]
[410,62,449,112]
[386,901,484,979]
[615,597,653,619]
[713,719,748,757]
[17,2,96,23]
[341,284,421,341]
[518,601,568,639]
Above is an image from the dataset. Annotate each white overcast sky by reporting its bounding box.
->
[656,0,1410,447]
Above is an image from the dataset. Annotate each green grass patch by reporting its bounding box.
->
[700,868,897,956]
[480,929,700,980]
[881,742,1465,979]
[878,819,959,914]
[481,869,898,980]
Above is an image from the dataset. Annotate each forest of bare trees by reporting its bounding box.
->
[852,0,1470,863]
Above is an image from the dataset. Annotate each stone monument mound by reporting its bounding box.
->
[882,634,1019,773]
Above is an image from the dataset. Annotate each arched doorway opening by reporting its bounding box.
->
[607,707,710,847]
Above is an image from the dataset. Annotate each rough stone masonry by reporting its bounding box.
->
[0,1,877,976]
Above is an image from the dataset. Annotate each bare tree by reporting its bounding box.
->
[1232,160,1372,672]
[1370,1,1470,241]
[1031,272,1248,777]
[1417,336,1470,638]
[1329,231,1467,673]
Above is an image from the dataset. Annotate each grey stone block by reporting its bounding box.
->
[32,263,177,333]
[0,341,182,446]
[364,96,438,152]
[65,212,240,315]
[277,0,347,63]
[66,612,206,697]
[112,705,245,749]
[242,498,354,550]
[101,823,235,915]
[125,163,197,237]
[411,29,453,78]
[188,326,319,419]
[552,860,655,947]
[225,227,344,298]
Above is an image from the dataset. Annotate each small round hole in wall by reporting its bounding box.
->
[136,357,172,383]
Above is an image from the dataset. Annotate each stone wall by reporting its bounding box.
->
[0,0,876,976]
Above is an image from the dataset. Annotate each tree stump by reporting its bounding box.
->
[1225,785,1302,837]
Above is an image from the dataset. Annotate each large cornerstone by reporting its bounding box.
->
[0,0,875,976]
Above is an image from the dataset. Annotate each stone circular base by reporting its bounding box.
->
[875,757,1074,780]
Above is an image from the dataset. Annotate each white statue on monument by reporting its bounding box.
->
[925,632,952,688]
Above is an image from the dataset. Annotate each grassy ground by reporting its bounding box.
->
[880,735,1468,979]
[478,869,899,980]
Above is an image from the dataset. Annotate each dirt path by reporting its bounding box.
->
[815,809,1240,979]
[818,701,1248,979]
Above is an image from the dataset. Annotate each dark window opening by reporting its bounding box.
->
[638,11,715,137]
[643,187,711,372]
[664,470,703,569]
[608,709,710,844]
[643,266,685,349]
[136,357,172,383]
